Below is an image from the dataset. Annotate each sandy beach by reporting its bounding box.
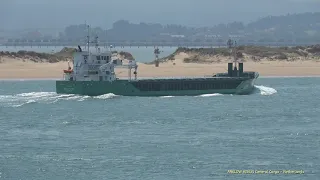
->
[1,53,320,79]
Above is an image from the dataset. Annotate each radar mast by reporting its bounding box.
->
[154,46,161,67]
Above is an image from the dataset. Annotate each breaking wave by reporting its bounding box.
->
[94,93,119,99]
[197,93,224,97]
[0,86,277,107]
[160,96,175,98]
[160,93,224,98]
[255,85,277,95]
[0,92,118,107]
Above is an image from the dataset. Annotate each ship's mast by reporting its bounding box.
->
[233,41,237,70]
[87,24,90,53]
[227,39,238,68]
[154,46,160,67]
[85,24,93,64]
[105,29,109,50]
[94,36,100,53]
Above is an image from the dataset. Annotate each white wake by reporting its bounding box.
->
[255,85,277,95]
[0,92,118,107]
[160,96,175,98]
[94,93,118,99]
[197,93,223,97]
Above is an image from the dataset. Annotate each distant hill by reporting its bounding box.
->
[59,12,320,42]
[7,12,320,43]
[2,0,320,29]
[245,12,320,41]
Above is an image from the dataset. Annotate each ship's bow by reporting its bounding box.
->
[235,72,259,95]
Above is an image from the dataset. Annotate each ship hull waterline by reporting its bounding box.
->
[56,78,257,96]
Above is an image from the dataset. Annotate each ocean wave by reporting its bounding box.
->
[0,92,118,107]
[0,86,277,107]
[197,93,223,97]
[160,96,175,98]
[94,93,119,99]
[255,85,277,95]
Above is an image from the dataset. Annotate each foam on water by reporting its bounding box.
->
[160,94,224,98]
[11,100,36,107]
[197,93,223,97]
[94,93,118,99]
[0,92,117,107]
[0,86,277,107]
[160,96,175,98]
[255,85,277,95]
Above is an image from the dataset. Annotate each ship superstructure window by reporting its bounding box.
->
[96,56,101,60]
[104,56,110,63]
[88,71,98,75]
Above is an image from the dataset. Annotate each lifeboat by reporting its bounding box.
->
[63,69,73,73]
[64,61,73,73]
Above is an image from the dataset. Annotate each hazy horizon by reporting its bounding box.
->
[1,0,320,30]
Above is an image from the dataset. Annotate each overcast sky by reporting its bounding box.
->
[1,0,319,30]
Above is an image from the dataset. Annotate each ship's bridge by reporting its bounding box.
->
[62,45,137,82]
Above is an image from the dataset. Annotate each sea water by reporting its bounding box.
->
[0,77,319,179]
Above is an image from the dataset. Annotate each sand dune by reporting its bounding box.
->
[1,53,320,79]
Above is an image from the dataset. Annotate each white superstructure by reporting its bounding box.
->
[63,26,138,82]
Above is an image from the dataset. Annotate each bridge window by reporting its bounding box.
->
[88,71,98,75]
[96,56,101,60]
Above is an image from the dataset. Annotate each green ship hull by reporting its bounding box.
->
[56,76,258,96]
[56,37,258,97]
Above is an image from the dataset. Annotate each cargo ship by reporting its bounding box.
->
[56,34,259,96]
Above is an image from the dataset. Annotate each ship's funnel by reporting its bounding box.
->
[239,63,243,76]
[228,63,233,77]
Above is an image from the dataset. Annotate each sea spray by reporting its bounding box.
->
[94,93,118,99]
[197,93,223,97]
[160,96,175,98]
[0,92,117,107]
[255,85,277,95]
